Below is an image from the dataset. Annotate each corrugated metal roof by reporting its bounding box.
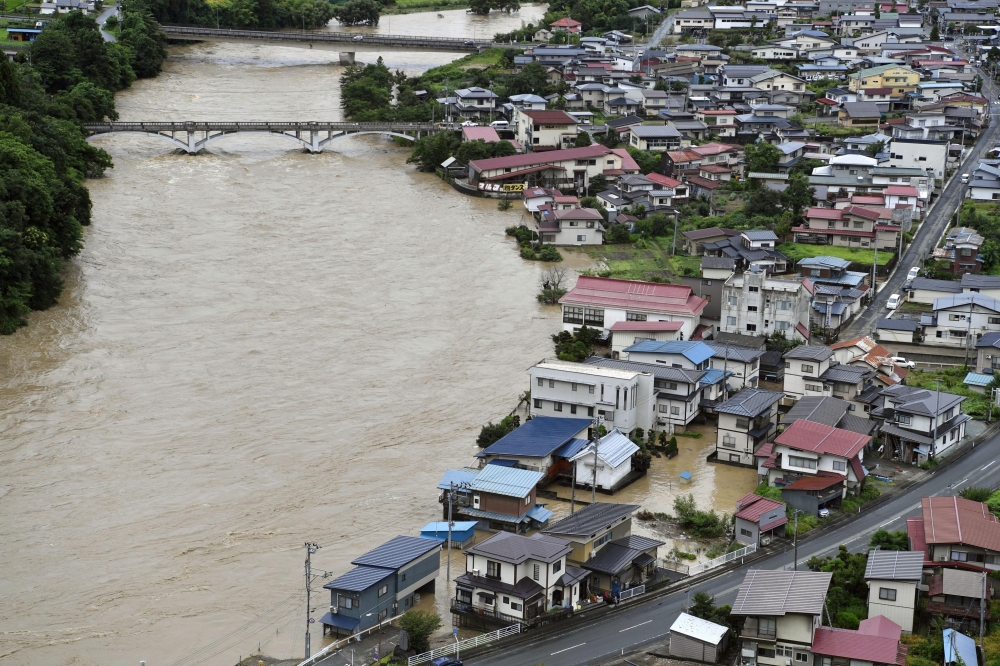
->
[783,396,848,428]
[543,502,640,537]
[933,293,1000,313]
[670,613,729,644]
[324,565,395,592]
[480,416,591,459]
[732,570,832,616]
[865,550,924,581]
[965,372,993,387]
[625,340,716,364]
[877,318,918,332]
[784,345,835,361]
[735,494,786,522]
[706,342,766,363]
[715,388,783,417]
[571,429,639,468]
[525,505,554,523]
[469,465,545,498]
[584,356,704,384]
[437,469,479,490]
[944,628,978,666]
[581,535,663,575]
[923,496,1000,552]
[351,535,440,569]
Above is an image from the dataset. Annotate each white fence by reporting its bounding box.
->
[689,543,757,575]
[296,612,407,666]
[619,584,645,601]
[407,624,521,665]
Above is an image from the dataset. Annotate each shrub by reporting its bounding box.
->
[398,610,442,655]
[538,245,562,262]
[497,198,513,211]
[673,493,727,539]
[959,486,993,502]
[505,225,537,245]
[476,414,520,448]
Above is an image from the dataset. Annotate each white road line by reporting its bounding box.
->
[620,620,653,632]
[551,642,586,655]
[983,461,997,471]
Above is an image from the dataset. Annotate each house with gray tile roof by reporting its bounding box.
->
[872,384,969,464]
[581,535,664,595]
[733,570,832,658]
[543,502,640,564]
[782,345,835,401]
[454,531,588,626]
[865,550,925,632]
[714,388,784,467]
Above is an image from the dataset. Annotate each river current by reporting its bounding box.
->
[0,8,754,664]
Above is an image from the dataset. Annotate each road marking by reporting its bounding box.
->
[620,620,653,632]
[551,642,586,655]
[983,461,997,471]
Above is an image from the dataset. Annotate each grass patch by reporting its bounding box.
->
[582,242,671,281]
[907,367,994,419]
[777,242,892,267]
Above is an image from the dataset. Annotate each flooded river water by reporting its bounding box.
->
[0,8,753,665]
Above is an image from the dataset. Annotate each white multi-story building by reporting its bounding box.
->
[920,293,1000,348]
[720,268,812,341]
[528,359,654,435]
[887,138,948,180]
[559,276,708,341]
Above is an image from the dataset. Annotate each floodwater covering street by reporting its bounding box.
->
[0,7,754,665]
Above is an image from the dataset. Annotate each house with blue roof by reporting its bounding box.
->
[320,535,441,637]
[443,464,553,533]
[477,416,591,481]
[621,339,715,370]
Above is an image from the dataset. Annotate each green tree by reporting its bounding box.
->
[586,173,607,195]
[930,24,939,40]
[863,140,886,158]
[407,131,460,171]
[574,130,592,147]
[781,172,815,219]
[981,238,1000,272]
[398,611,442,654]
[959,486,993,502]
[626,146,661,175]
[744,188,783,217]
[476,414,520,447]
[332,0,380,25]
[869,529,909,550]
[120,10,169,78]
[806,545,870,628]
[744,141,781,177]
[552,325,601,361]
[506,61,550,96]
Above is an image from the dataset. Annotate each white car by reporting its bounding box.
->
[961,173,970,184]
[818,508,830,518]
[891,356,916,368]
[461,120,479,127]
[907,266,920,281]
[490,120,510,128]
[886,293,901,309]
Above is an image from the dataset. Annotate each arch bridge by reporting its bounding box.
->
[82,121,458,154]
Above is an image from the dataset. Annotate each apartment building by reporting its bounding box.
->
[719,268,812,342]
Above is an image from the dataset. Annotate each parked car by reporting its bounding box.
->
[352,34,364,41]
[891,356,916,368]
[431,659,463,666]
[961,173,970,184]
[818,507,830,518]
[907,266,920,281]
[886,293,901,310]
[490,120,510,128]
[461,120,478,127]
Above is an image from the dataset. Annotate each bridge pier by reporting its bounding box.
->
[339,52,355,65]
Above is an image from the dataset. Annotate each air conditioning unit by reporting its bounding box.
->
[761,536,772,546]
[330,606,337,615]
[988,354,993,359]
[472,569,480,576]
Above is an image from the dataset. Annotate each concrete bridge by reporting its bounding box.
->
[160,25,499,64]
[82,121,457,154]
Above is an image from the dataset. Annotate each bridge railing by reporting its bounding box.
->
[160,25,491,48]
[82,121,458,133]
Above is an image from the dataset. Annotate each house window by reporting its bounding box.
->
[727,316,737,326]
[728,296,739,306]
[832,460,846,471]
[805,383,823,392]
[627,312,648,321]
[534,399,542,409]
[487,560,502,578]
[879,587,897,601]
[748,306,758,312]
[951,551,968,561]
[553,560,562,573]
[340,596,354,609]
[510,602,522,611]
[747,324,757,332]
[741,528,752,537]
[378,609,389,621]
[801,364,814,374]
[548,379,555,388]
[537,377,543,386]
[778,300,791,310]
[671,406,681,415]
[503,596,510,605]
[564,306,584,324]
[554,402,563,412]
[788,455,817,469]
[758,648,777,659]
[570,404,577,414]
[749,286,759,293]
[378,585,388,597]
[659,404,670,413]
[723,435,736,448]
[588,407,594,416]
[589,385,595,394]
[577,235,586,242]
[897,414,911,425]
[776,321,789,331]
[736,418,749,429]
[796,653,808,663]
[533,564,540,580]
[584,308,604,326]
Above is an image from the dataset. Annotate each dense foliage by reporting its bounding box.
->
[545,0,663,33]
[137,0,334,29]
[689,591,734,631]
[468,0,520,14]
[1,10,165,334]
[868,529,909,550]
[673,494,728,539]
[806,545,869,628]
[332,0,381,26]
[398,611,442,654]
[552,325,600,362]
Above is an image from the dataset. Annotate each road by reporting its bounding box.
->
[842,64,1000,338]
[96,1,118,42]
[469,434,1000,666]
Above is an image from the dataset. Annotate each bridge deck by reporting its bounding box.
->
[82,121,456,133]
[160,25,496,51]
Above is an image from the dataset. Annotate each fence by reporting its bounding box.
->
[407,624,521,665]
[619,584,646,601]
[295,612,407,666]
[660,560,690,575]
[689,543,757,576]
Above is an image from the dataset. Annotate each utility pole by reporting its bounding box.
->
[570,456,577,515]
[792,510,799,571]
[447,481,454,582]
[932,377,941,459]
[591,415,604,504]
[965,297,975,368]
[981,570,987,645]
[871,228,878,300]
[304,542,320,660]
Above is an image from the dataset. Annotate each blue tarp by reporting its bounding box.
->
[944,628,978,666]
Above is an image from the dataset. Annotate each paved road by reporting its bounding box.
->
[96,1,118,42]
[843,65,1000,338]
[469,435,1000,666]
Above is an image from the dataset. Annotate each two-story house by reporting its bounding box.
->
[732,569,833,666]
[516,109,580,152]
[865,550,924,633]
[909,496,1000,571]
[714,388,784,466]
[320,536,441,637]
[811,616,909,666]
[623,339,715,370]
[528,358,654,435]
[920,293,1000,347]
[796,206,900,250]
[768,419,869,497]
[719,268,812,342]
[797,256,870,293]
[456,465,552,532]
[543,502,640,565]
[734,493,787,547]
[627,124,682,152]
[782,345,836,402]
[974,331,1000,374]
[584,356,705,432]
[847,64,920,98]
[452,531,588,627]
[817,363,875,414]
[706,342,765,390]
[570,428,641,492]
[476,415,591,480]
[446,87,500,120]
[559,276,708,341]
[697,109,739,137]
[873,385,970,464]
[536,206,605,246]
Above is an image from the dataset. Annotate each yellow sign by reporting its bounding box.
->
[502,183,525,192]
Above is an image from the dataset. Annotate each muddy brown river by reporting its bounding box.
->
[0,10,754,664]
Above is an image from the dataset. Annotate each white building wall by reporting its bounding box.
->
[866,580,917,633]
[561,304,701,340]
[573,449,632,490]
[887,140,947,179]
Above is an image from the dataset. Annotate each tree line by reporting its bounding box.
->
[136,0,335,30]
[0,8,166,334]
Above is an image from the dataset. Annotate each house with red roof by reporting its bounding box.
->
[467,144,639,195]
[549,16,581,33]
[734,493,787,547]
[909,496,1000,570]
[812,615,908,666]
[559,275,708,340]
[768,419,870,503]
[515,109,580,152]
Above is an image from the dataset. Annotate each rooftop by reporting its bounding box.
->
[865,550,925,581]
[669,613,729,645]
[774,419,869,459]
[467,531,573,564]
[731,570,833,616]
[480,415,591,459]
[922,496,1000,552]
[351,535,441,570]
[624,339,716,365]
[469,465,546,498]
[543,502,640,538]
[784,345,835,361]
[734,493,786,522]
[715,388,784,417]
[560,276,707,317]
[782,396,848,428]
[580,534,664,575]
[571,429,640,468]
